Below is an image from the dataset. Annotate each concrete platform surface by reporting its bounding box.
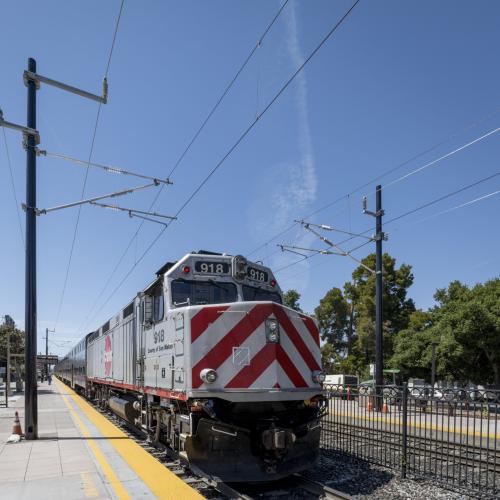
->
[0,380,202,499]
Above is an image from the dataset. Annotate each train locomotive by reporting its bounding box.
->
[56,251,325,482]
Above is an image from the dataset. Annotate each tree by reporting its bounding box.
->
[316,253,415,377]
[283,289,303,312]
[315,287,351,353]
[390,310,434,379]
[0,324,25,384]
[0,324,25,361]
[432,279,500,385]
[390,279,500,386]
[346,253,415,364]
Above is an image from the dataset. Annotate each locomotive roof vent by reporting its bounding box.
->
[193,250,225,256]
[156,261,177,276]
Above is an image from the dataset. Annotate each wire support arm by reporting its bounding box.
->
[127,212,169,227]
[295,219,375,241]
[89,201,177,221]
[278,244,343,257]
[37,149,172,185]
[0,109,40,144]
[24,71,108,104]
[29,181,160,215]
[301,223,377,274]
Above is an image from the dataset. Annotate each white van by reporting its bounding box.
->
[324,374,359,386]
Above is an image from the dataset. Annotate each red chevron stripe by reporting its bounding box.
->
[225,344,308,388]
[191,303,273,389]
[273,306,321,372]
[225,344,275,388]
[191,305,229,343]
[276,345,308,387]
[300,314,320,347]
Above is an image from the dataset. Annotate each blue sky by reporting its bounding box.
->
[1,1,499,355]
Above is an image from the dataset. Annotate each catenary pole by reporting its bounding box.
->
[45,328,48,380]
[375,185,384,410]
[25,57,38,439]
[6,326,10,406]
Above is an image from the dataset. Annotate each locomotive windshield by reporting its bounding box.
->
[242,285,282,304]
[171,279,237,306]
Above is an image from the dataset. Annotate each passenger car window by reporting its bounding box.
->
[171,279,237,306]
[242,285,282,304]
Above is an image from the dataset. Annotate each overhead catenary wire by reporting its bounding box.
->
[2,128,24,247]
[274,171,500,275]
[76,0,292,335]
[401,188,500,227]
[277,188,500,286]
[249,121,500,265]
[246,107,500,260]
[382,125,500,191]
[53,0,125,331]
[79,0,362,333]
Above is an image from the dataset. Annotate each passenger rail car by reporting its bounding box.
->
[56,251,325,482]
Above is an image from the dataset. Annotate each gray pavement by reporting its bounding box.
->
[0,381,152,499]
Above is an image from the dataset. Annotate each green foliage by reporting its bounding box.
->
[317,253,415,376]
[315,287,351,352]
[391,279,500,385]
[0,324,25,361]
[346,253,415,361]
[283,289,303,312]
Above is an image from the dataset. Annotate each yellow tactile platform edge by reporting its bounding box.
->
[55,378,203,500]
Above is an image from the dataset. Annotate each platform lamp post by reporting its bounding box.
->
[44,328,55,381]
[431,342,438,390]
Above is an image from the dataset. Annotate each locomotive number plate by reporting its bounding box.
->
[246,266,268,283]
[194,261,230,275]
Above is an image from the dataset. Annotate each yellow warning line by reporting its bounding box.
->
[59,390,131,499]
[330,409,500,440]
[55,378,203,500]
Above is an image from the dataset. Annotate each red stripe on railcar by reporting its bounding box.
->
[191,303,273,389]
[273,306,321,372]
[276,345,309,387]
[300,314,320,347]
[191,305,229,343]
[225,343,275,388]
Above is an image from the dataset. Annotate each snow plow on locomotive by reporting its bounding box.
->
[56,251,326,482]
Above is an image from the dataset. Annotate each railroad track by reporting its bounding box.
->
[87,395,348,499]
[322,423,500,475]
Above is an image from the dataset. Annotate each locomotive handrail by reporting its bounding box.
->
[216,310,248,315]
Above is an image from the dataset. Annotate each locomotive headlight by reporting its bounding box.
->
[265,319,280,343]
[200,368,218,384]
[312,370,326,384]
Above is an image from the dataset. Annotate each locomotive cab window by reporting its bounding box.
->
[242,285,282,304]
[171,279,237,307]
[154,295,164,321]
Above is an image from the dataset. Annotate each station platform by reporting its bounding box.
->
[0,379,202,500]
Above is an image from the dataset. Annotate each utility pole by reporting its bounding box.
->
[375,185,384,399]
[6,326,11,407]
[0,59,170,437]
[43,328,55,381]
[24,58,38,439]
[431,342,437,389]
[46,328,48,381]
[363,185,385,410]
